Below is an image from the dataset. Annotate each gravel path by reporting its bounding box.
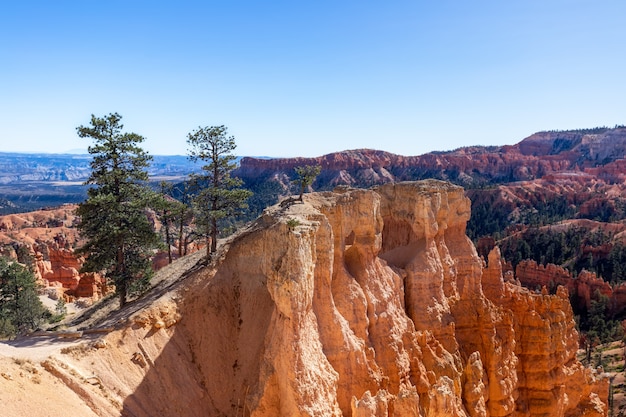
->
[0,250,207,362]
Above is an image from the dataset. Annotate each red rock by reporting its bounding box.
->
[1,181,606,417]
[515,259,616,313]
[0,205,108,300]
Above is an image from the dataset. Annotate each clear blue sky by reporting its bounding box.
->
[1,1,625,157]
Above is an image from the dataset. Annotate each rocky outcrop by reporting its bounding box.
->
[34,240,108,301]
[235,147,569,189]
[0,206,108,301]
[517,128,626,165]
[50,180,606,417]
[485,250,608,416]
[515,259,626,318]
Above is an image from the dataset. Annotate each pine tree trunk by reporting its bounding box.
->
[119,280,127,307]
[164,215,172,264]
[210,217,218,254]
[178,213,184,258]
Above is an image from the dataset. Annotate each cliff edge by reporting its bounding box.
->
[0,181,607,416]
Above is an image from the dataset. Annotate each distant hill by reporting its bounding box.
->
[235,126,626,219]
[3,126,626,216]
[0,153,202,184]
[0,153,203,213]
[235,126,626,190]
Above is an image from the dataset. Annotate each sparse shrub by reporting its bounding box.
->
[293,165,321,201]
[49,298,67,323]
[286,218,301,231]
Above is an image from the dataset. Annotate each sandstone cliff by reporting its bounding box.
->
[9,180,605,417]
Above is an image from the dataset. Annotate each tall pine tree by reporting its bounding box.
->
[76,113,161,306]
[187,125,252,255]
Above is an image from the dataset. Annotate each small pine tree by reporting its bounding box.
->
[294,165,321,201]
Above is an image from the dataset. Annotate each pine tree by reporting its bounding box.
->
[156,181,189,264]
[76,113,161,307]
[172,182,196,257]
[0,257,47,338]
[294,165,321,201]
[187,125,252,255]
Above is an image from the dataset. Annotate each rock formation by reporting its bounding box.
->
[34,238,109,301]
[515,259,626,318]
[36,180,606,417]
[234,127,626,191]
[0,205,108,301]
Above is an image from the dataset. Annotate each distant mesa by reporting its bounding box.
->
[235,126,626,189]
[3,125,626,189]
[2,126,626,215]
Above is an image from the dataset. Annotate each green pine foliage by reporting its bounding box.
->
[294,165,321,201]
[466,190,513,240]
[242,178,287,221]
[581,290,623,345]
[75,113,161,307]
[0,257,47,338]
[187,125,252,255]
[499,227,626,284]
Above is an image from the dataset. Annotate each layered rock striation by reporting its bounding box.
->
[0,205,109,301]
[516,259,626,318]
[0,206,109,300]
[33,235,108,300]
[235,127,626,190]
[53,180,606,417]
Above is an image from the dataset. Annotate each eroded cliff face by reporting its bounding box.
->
[0,206,109,301]
[33,181,606,417]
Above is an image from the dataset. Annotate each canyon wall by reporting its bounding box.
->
[235,128,626,191]
[516,259,626,317]
[52,180,607,417]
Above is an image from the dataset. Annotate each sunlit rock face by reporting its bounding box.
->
[159,180,605,416]
[20,181,605,417]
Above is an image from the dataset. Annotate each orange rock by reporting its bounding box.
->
[0,206,108,301]
[137,181,604,416]
[515,259,615,313]
[1,182,605,417]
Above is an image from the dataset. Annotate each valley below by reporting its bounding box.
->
[0,152,201,213]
